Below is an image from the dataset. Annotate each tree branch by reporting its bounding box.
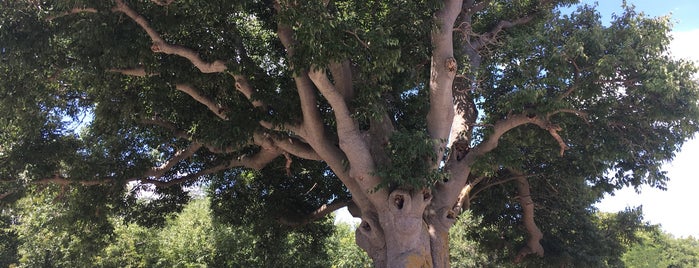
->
[427,0,463,167]
[175,84,229,120]
[107,68,157,77]
[112,0,226,73]
[141,148,282,187]
[143,142,203,178]
[275,2,375,211]
[278,199,353,227]
[308,69,375,175]
[513,173,544,263]
[268,134,322,161]
[0,191,16,201]
[329,60,355,101]
[437,114,540,208]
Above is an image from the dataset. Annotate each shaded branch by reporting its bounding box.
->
[0,191,16,201]
[139,117,241,154]
[175,84,229,120]
[278,199,353,227]
[107,68,157,77]
[468,174,535,202]
[329,60,355,101]
[513,173,544,263]
[143,142,203,178]
[471,16,534,50]
[141,148,282,187]
[269,134,322,161]
[112,0,226,73]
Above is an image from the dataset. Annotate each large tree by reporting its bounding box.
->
[1,0,698,267]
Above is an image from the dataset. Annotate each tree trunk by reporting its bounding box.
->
[356,189,454,268]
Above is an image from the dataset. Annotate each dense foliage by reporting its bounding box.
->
[1,0,698,266]
[1,192,336,267]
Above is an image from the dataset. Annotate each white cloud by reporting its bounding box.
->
[669,29,699,62]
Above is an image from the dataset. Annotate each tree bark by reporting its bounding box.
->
[355,189,457,268]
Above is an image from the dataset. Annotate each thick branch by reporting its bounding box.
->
[142,148,281,187]
[143,143,203,178]
[308,69,375,174]
[474,16,533,50]
[175,84,229,120]
[275,4,375,211]
[232,74,265,109]
[427,0,463,166]
[329,60,355,101]
[278,199,352,227]
[513,174,544,263]
[108,68,156,77]
[437,114,540,208]
[112,0,226,73]
[269,134,322,161]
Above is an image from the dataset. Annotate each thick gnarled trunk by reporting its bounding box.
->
[356,190,454,268]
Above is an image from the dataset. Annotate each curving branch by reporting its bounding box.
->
[513,173,544,263]
[270,135,322,161]
[175,84,229,120]
[278,199,353,227]
[143,142,203,178]
[141,148,282,187]
[232,74,265,109]
[275,2,374,211]
[438,113,554,208]
[112,0,226,73]
[308,69,375,175]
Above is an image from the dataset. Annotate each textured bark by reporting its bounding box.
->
[357,189,453,268]
[514,176,545,263]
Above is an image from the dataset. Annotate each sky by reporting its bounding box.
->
[338,1,699,238]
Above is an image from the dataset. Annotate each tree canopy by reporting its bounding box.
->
[1,0,698,267]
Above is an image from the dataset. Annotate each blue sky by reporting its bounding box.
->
[580,0,699,238]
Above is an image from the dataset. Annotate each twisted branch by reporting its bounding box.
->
[112,0,226,73]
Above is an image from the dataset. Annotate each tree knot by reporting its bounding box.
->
[445,57,457,73]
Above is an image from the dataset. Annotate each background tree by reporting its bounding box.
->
[2,192,336,267]
[1,0,698,267]
[623,227,699,268]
